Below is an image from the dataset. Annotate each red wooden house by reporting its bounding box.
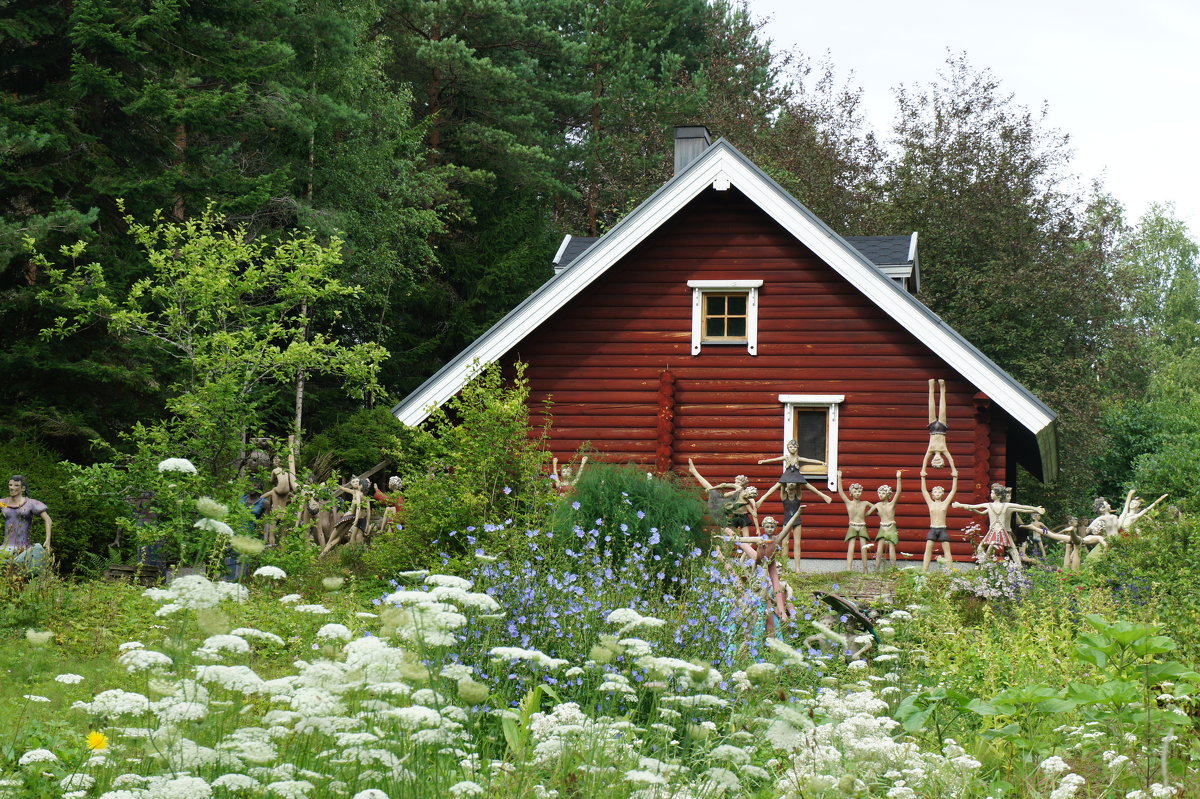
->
[393,128,1058,562]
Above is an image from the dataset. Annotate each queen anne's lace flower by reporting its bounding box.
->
[18,748,58,765]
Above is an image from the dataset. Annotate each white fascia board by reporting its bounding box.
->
[778,394,845,404]
[687,279,763,288]
[551,234,572,265]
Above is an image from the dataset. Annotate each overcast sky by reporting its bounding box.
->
[744,0,1199,232]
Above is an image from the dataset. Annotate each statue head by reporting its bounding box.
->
[734,474,749,487]
[786,439,799,454]
[930,485,945,501]
[849,483,863,499]
[388,476,402,492]
[877,485,893,500]
[990,482,1008,501]
[761,516,778,532]
[1129,495,1143,511]
[931,452,945,468]
[1094,497,1112,515]
[743,485,759,499]
[8,475,27,496]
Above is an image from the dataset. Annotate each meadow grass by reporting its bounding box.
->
[0,524,1197,799]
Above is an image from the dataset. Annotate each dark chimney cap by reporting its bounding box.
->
[674,126,712,174]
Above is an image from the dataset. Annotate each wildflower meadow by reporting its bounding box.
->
[3,502,1200,799]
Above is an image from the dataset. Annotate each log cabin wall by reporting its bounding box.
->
[504,187,1005,560]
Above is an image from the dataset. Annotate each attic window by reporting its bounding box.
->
[689,279,761,355]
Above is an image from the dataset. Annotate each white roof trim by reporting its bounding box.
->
[687,279,763,288]
[551,234,573,265]
[393,140,1055,476]
[778,394,845,404]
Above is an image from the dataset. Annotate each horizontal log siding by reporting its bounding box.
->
[506,188,1006,559]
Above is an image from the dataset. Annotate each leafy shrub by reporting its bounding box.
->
[546,461,707,568]
[365,362,555,575]
[1089,514,1200,661]
[302,406,410,478]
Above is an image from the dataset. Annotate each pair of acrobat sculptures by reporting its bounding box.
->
[839,379,960,573]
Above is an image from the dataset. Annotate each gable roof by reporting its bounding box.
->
[393,139,1058,479]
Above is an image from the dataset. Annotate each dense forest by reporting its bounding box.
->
[3,0,1198,568]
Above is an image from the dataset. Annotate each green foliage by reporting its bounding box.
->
[364,362,553,575]
[0,437,115,575]
[37,207,387,481]
[547,461,707,567]
[303,407,409,479]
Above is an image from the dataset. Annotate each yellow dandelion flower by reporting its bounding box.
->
[86,731,109,751]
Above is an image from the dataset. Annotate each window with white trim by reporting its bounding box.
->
[778,394,844,490]
[689,279,761,355]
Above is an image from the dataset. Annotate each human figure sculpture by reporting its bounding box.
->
[1031,515,1097,571]
[3,475,52,557]
[758,440,832,503]
[1117,490,1168,533]
[551,456,588,495]
[922,378,957,474]
[373,476,405,533]
[920,469,957,571]
[262,441,298,547]
[752,515,798,635]
[1013,512,1049,563]
[297,489,337,549]
[872,472,903,570]
[1088,498,1120,540]
[320,476,373,555]
[687,459,758,542]
[836,471,875,572]
[953,483,1044,564]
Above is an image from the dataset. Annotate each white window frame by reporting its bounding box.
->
[688,279,761,355]
[778,394,844,491]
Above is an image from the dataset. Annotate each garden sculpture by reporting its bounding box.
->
[1117,490,1168,533]
[804,591,877,659]
[3,474,52,558]
[297,488,338,550]
[373,475,405,533]
[263,439,298,546]
[1032,515,1102,571]
[920,469,957,571]
[758,440,833,503]
[688,459,758,540]
[872,471,903,570]
[837,471,875,572]
[1088,497,1120,539]
[953,483,1044,564]
[750,515,793,635]
[551,456,588,495]
[1013,512,1049,563]
[320,476,373,555]
[922,378,957,474]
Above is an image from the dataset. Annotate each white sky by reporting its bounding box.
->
[745,0,1200,232]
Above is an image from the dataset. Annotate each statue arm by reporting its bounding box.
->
[835,471,849,504]
[574,456,588,483]
[1008,502,1045,515]
[757,454,784,465]
[41,510,52,550]
[755,483,780,509]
